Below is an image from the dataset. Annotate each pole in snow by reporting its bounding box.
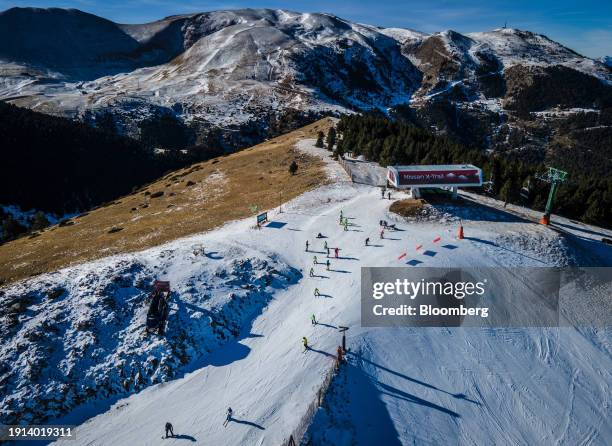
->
[338,326,349,351]
[535,167,568,225]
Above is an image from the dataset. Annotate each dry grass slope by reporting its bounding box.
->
[389,199,427,218]
[0,118,335,286]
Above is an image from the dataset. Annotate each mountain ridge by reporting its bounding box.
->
[1,7,611,163]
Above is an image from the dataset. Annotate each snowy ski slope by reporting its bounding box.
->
[39,140,612,445]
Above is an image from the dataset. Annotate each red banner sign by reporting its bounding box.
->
[396,169,480,186]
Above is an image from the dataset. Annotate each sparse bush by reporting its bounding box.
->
[289,160,299,175]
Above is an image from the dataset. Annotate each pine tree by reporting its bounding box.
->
[315,131,325,148]
[1,215,27,241]
[334,144,345,159]
[31,211,50,231]
[326,127,337,151]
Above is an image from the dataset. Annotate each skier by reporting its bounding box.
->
[164,422,174,438]
[314,288,320,297]
[302,336,309,351]
[313,255,318,265]
[380,229,384,239]
[305,240,309,252]
[309,267,315,277]
[365,237,370,246]
[326,259,330,271]
[311,314,317,326]
[224,407,233,427]
[334,247,339,258]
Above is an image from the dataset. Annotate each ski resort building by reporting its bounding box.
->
[387,164,483,198]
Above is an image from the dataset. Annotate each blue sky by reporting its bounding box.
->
[1,0,610,57]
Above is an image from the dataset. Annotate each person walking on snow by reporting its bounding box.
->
[223,408,233,427]
[302,336,309,351]
[388,191,391,200]
[326,259,330,270]
[313,255,318,265]
[324,241,328,250]
[334,247,340,258]
[314,288,320,297]
[164,422,174,438]
[309,267,315,277]
[305,240,309,252]
[380,229,385,239]
[365,237,370,246]
[381,188,385,199]
[311,314,317,326]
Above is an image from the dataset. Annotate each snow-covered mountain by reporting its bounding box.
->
[600,56,612,68]
[1,7,611,153]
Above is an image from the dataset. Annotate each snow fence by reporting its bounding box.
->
[282,356,341,446]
